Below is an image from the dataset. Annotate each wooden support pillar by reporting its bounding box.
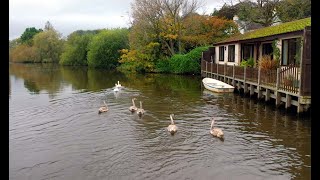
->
[211,63,213,78]
[205,61,208,77]
[285,94,291,109]
[297,97,307,113]
[224,63,226,82]
[250,84,254,96]
[244,83,248,94]
[257,88,262,99]
[232,64,236,87]
[257,66,262,99]
[265,89,270,101]
[275,92,281,107]
[297,103,304,113]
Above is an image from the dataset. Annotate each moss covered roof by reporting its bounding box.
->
[215,17,311,44]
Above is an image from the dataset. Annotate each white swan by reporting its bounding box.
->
[167,114,178,135]
[98,101,108,114]
[210,118,224,139]
[116,81,122,88]
[136,101,145,117]
[129,98,138,112]
[113,86,119,92]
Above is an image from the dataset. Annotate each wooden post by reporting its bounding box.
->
[217,63,219,77]
[244,66,246,82]
[257,66,262,99]
[265,89,270,101]
[250,84,254,96]
[224,63,226,82]
[275,68,281,107]
[211,62,213,78]
[285,94,291,109]
[232,64,236,87]
[205,61,208,77]
[243,66,248,93]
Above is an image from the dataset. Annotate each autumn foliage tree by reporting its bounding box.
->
[182,14,238,51]
[9,44,40,63]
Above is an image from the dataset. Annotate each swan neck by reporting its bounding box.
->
[211,120,214,129]
[170,115,174,125]
[132,99,136,106]
[140,101,142,109]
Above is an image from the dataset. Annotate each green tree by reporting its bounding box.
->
[60,32,94,66]
[87,28,129,68]
[33,30,64,63]
[277,0,311,22]
[20,27,43,45]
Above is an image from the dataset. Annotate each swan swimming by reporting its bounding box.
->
[136,101,145,117]
[98,101,108,114]
[167,114,178,135]
[115,81,122,88]
[129,98,138,112]
[210,118,224,139]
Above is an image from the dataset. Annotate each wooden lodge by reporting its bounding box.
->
[201,17,311,114]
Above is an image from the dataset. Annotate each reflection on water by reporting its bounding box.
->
[9,63,311,180]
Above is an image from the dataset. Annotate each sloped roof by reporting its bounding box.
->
[215,17,311,45]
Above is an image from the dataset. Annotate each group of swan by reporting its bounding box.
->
[100,81,224,139]
[166,115,223,138]
[129,97,145,117]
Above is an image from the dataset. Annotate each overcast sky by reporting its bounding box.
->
[9,0,226,40]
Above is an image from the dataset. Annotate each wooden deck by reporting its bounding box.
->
[201,60,311,114]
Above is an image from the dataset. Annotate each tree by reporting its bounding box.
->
[20,27,43,45]
[44,21,55,31]
[9,44,40,63]
[212,0,281,27]
[33,30,64,63]
[182,14,238,50]
[60,32,93,66]
[87,28,129,68]
[277,0,311,22]
[211,3,238,20]
[9,38,20,50]
[130,0,203,56]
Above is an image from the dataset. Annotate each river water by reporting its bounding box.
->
[9,63,311,180]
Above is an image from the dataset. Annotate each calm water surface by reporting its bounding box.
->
[9,63,311,180]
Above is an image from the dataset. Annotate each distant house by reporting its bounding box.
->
[232,15,264,34]
[206,17,310,67]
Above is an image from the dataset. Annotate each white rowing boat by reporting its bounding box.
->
[202,78,234,93]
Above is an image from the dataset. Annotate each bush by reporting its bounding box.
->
[240,57,255,67]
[258,55,279,70]
[155,58,170,73]
[167,46,210,74]
[9,44,40,63]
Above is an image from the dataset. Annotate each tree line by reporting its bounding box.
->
[9,0,310,75]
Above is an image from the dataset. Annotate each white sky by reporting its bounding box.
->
[9,0,226,40]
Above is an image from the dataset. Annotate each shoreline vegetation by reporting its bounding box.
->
[9,0,310,75]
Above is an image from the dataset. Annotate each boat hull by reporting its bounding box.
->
[202,78,234,93]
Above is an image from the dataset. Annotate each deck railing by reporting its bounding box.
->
[202,61,300,94]
[279,64,300,94]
